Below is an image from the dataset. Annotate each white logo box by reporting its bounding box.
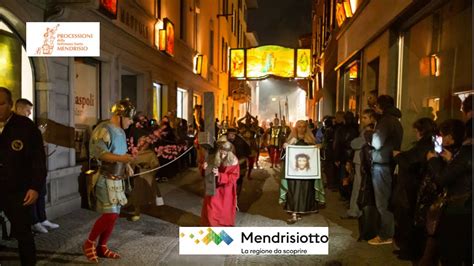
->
[26,22,100,57]
[179,227,329,255]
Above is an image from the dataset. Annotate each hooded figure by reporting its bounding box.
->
[201,141,240,226]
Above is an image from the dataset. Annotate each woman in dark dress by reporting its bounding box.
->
[279,120,325,224]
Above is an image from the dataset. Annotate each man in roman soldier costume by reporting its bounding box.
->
[281,115,292,140]
[83,99,136,263]
[237,112,259,179]
[266,116,285,168]
[253,116,265,169]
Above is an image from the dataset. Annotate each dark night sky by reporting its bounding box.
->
[248,0,312,48]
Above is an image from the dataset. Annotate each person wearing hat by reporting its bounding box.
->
[225,127,250,196]
[83,99,136,263]
[266,116,285,168]
[201,141,239,226]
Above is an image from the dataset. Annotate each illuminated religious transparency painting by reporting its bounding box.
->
[296,49,311,78]
[0,29,21,101]
[246,45,295,79]
[230,49,245,78]
[165,18,175,56]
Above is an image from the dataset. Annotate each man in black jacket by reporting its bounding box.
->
[368,95,403,245]
[0,87,46,265]
[226,128,250,196]
[333,111,359,200]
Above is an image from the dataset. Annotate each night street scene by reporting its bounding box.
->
[0,0,472,265]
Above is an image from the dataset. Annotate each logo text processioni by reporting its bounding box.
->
[26,22,100,57]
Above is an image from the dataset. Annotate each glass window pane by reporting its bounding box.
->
[400,1,472,148]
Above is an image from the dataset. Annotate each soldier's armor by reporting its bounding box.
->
[269,126,283,147]
[281,125,291,140]
[254,126,264,146]
[218,121,229,139]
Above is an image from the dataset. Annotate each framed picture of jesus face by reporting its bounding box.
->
[285,145,321,179]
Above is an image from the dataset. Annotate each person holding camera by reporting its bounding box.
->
[421,119,472,265]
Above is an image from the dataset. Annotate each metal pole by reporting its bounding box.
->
[279,100,282,121]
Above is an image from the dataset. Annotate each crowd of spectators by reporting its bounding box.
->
[313,94,472,265]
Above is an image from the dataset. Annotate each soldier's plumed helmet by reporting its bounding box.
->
[110,98,136,118]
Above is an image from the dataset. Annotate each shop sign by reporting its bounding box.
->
[119,6,151,41]
[74,93,96,122]
[26,22,100,57]
[74,60,99,126]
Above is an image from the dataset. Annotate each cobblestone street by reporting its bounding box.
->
[0,0,471,264]
[0,156,410,265]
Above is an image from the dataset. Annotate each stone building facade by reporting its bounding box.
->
[0,0,256,218]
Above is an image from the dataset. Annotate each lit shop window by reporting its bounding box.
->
[153,82,162,120]
[399,0,472,149]
[177,88,188,120]
[193,94,201,108]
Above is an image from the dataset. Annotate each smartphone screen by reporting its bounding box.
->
[433,135,443,153]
